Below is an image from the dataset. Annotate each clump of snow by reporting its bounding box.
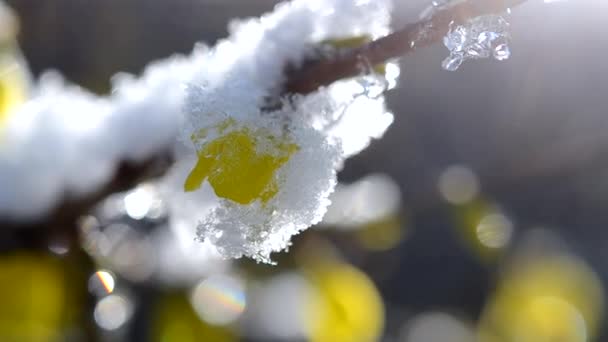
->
[442,15,511,71]
[182,0,395,263]
[0,46,206,219]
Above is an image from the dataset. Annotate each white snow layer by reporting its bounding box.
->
[0,49,203,218]
[183,0,394,263]
[0,0,395,263]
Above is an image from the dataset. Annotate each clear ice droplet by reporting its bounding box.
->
[477,31,500,49]
[466,44,490,59]
[442,54,464,71]
[441,15,512,71]
[443,26,468,52]
[493,43,511,61]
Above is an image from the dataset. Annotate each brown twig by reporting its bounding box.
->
[285,0,528,95]
[0,0,528,242]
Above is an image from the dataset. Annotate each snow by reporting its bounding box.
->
[182,0,395,262]
[0,48,205,219]
[0,0,396,263]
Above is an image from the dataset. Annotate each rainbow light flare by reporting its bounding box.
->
[95,270,115,294]
[190,274,246,325]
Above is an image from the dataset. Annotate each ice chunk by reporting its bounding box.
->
[442,15,512,71]
[441,53,464,71]
[493,43,511,61]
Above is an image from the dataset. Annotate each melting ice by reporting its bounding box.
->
[442,15,511,71]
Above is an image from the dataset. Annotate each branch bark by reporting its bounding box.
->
[1,0,528,242]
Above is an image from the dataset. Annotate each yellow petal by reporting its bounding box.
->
[185,125,298,205]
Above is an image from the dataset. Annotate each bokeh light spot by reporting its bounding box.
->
[47,237,70,256]
[401,312,474,342]
[478,249,604,342]
[190,274,246,326]
[94,294,133,331]
[89,270,115,295]
[323,173,401,228]
[438,165,480,205]
[514,296,587,342]
[124,184,157,220]
[476,213,513,249]
[306,262,384,342]
[244,273,310,340]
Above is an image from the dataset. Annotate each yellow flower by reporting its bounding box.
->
[185,120,298,205]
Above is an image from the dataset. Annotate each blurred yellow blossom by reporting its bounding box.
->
[304,261,384,342]
[0,3,28,127]
[153,293,235,342]
[0,252,83,341]
[478,254,604,342]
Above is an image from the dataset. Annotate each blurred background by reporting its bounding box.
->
[1,0,608,341]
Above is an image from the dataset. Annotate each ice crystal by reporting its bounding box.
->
[442,15,511,71]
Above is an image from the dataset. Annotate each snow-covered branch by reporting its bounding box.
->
[0,0,527,261]
[285,0,529,94]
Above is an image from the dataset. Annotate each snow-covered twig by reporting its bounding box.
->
[285,0,528,94]
[1,0,527,251]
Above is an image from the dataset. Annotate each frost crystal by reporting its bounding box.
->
[442,15,511,71]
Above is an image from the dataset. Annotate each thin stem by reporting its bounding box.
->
[285,0,529,95]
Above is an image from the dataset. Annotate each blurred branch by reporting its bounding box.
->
[1,0,528,243]
[3,152,173,248]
